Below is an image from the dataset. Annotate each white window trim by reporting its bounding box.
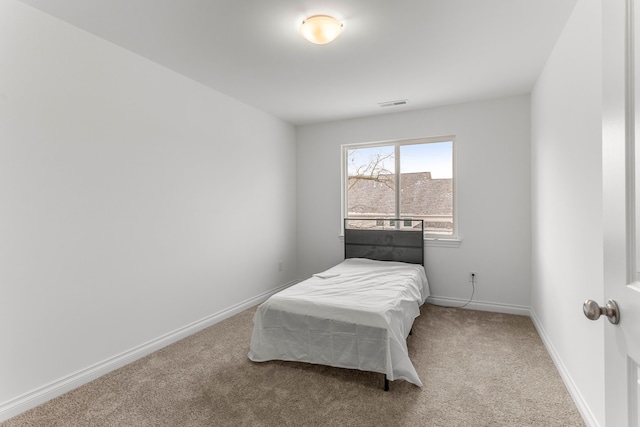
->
[425,238,462,248]
[340,136,458,241]
[339,234,462,247]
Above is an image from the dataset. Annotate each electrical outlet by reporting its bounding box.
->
[469,272,477,282]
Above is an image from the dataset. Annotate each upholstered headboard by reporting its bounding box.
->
[344,218,424,265]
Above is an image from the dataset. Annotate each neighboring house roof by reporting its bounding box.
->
[348,172,452,216]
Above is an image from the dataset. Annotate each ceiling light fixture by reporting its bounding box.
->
[300,15,343,45]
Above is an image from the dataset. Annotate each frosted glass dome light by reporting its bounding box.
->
[300,15,343,45]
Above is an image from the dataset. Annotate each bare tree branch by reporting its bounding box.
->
[348,151,395,190]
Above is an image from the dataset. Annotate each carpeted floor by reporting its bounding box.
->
[2,304,585,426]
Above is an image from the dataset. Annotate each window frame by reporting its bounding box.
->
[340,136,458,241]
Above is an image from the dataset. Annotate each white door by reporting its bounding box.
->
[601,0,640,425]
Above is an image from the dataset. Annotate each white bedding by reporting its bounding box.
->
[248,258,430,387]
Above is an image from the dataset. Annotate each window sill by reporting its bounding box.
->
[339,234,461,248]
[424,238,461,248]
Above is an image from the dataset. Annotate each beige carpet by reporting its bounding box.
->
[2,304,585,426]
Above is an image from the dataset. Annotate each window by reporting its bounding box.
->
[342,136,456,239]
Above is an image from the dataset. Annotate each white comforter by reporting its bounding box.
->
[248,258,429,386]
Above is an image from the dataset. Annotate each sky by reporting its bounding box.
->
[346,141,453,179]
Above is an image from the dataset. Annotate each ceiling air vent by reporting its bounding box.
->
[378,99,408,108]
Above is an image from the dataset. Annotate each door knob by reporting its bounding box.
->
[583,299,620,324]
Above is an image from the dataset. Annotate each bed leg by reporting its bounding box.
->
[409,327,413,336]
[384,375,389,391]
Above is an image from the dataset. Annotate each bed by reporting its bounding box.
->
[248,218,429,390]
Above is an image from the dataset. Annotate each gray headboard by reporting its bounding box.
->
[344,218,424,265]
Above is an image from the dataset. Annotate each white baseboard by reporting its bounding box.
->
[426,295,531,316]
[529,309,600,427]
[0,280,298,423]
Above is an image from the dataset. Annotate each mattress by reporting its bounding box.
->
[248,258,429,386]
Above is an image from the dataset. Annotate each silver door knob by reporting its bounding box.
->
[583,299,620,324]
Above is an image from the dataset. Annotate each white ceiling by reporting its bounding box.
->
[18,0,577,126]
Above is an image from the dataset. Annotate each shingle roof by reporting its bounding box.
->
[348,172,452,216]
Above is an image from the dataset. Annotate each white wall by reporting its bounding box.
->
[0,0,296,418]
[530,0,603,425]
[296,95,532,312]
